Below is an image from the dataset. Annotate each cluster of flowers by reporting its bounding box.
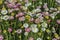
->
[0,0,60,40]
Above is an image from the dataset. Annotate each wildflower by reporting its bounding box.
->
[3,30,7,33]
[31,24,37,28]
[1,6,8,15]
[2,15,9,20]
[23,23,29,28]
[25,28,31,32]
[41,22,47,28]
[41,27,46,31]
[19,16,25,21]
[35,18,40,24]
[52,38,57,40]
[8,28,12,32]
[31,27,39,33]
[9,16,14,20]
[0,35,4,40]
[28,37,34,40]
[56,20,60,24]
[24,32,28,36]
[37,38,42,40]
[16,29,22,34]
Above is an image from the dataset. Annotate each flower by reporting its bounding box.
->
[1,6,8,15]
[31,27,39,33]
[37,38,42,40]
[16,29,22,34]
[17,12,24,17]
[9,16,14,20]
[41,22,47,28]
[24,32,28,36]
[19,16,25,21]
[25,2,31,7]
[43,3,48,8]
[41,27,46,31]
[29,18,34,22]
[28,37,34,40]
[8,28,12,32]
[56,20,60,24]
[52,38,57,40]
[23,23,29,28]
[31,24,37,28]
[2,15,9,20]
[35,18,40,24]
[25,28,31,32]
[0,35,4,40]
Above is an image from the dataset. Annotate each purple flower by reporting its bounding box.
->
[0,35,4,40]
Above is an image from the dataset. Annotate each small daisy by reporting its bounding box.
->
[25,2,31,7]
[37,38,42,40]
[1,10,8,15]
[16,29,22,34]
[23,23,29,28]
[31,24,37,28]
[41,27,46,31]
[24,32,28,36]
[31,27,39,33]
[41,22,47,28]
[2,15,9,20]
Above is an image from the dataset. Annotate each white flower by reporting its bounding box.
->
[23,23,29,28]
[31,27,39,33]
[31,24,37,28]
[41,22,47,28]
[16,29,22,34]
[25,3,31,7]
[45,8,49,11]
[2,15,9,20]
[50,12,57,19]
[24,32,28,36]
[41,27,46,31]
[37,38,42,40]
[1,10,8,15]
[20,0,22,1]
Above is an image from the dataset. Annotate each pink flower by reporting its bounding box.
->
[52,38,57,40]
[43,12,49,16]
[43,3,48,8]
[0,30,2,33]
[18,12,24,16]
[25,28,31,32]
[47,19,51,23]
[25,0,29,3]
[8,28,12,32]
[7,3,14,8]
[19,16,25,21]
[56,20,60,24]
[13,5,17,8]
[0,35,4,40]
[16,12,24,18]
[29,18,34,22]
[9,16,14,20]
[35,18,40,24]
[28,37,34,40]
